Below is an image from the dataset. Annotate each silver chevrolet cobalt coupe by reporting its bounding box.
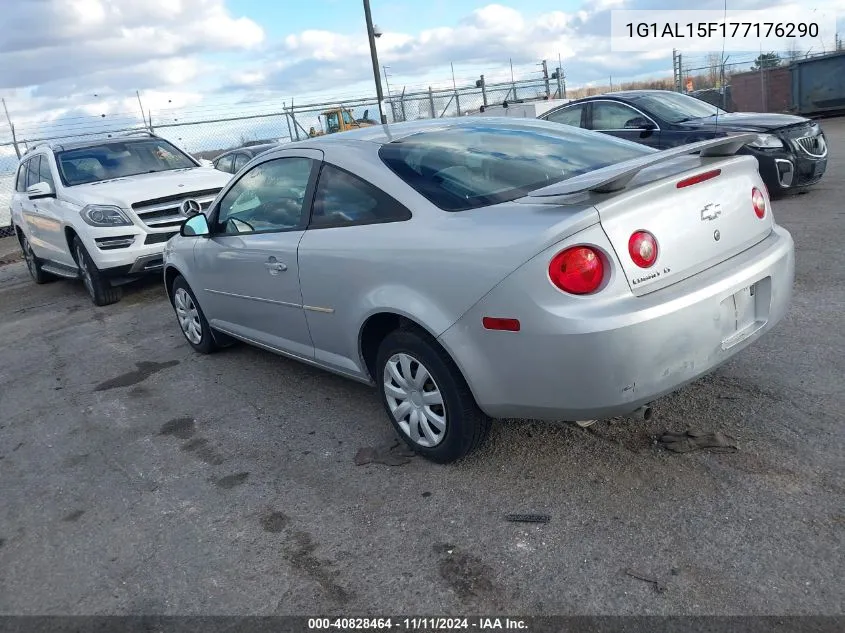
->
[163,118,794,463]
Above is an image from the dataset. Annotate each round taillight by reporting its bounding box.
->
[628,231,658,268]
[752,187,766,219]
[549,246,604,295]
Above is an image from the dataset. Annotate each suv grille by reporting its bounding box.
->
[131,189,221,229]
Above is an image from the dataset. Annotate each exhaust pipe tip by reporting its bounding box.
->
[632,404,654,422]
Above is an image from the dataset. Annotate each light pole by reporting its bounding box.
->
[363,0,388,125]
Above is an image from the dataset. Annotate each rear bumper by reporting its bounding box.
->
[438,225,794,420]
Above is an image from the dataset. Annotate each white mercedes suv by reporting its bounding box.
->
[8,132,232,305]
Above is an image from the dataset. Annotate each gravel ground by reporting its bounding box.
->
[0,120,843,617]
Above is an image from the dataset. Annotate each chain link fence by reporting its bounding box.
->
[2,43,842,234]
[0,74,558,232]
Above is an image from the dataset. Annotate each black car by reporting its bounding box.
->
[540,90,828,195]
[211,142,281,174]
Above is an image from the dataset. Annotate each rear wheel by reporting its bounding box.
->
[19,232,53,284]
[171,275,217,354]
[72,236,122,306]
[376,328,491,464]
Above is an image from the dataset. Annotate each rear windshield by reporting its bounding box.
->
[55,139,197,186]
[377,121,655,211]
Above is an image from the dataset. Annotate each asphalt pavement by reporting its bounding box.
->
[0,120,843,616]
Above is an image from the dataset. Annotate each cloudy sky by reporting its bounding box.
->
[0,0,842,152]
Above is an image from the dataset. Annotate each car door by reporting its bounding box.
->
[190,151,322,358]
[18,157,51,257]
[29,152,74,265]
[587,100,662,148]
[297,163,413,376]
[9,159,30,236]
[543,103,588,128]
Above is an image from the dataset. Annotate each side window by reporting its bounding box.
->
[39,155,55,189]
[341,110,354,125]
[310,164,412,229]
[325,112,340,134]
[215,157,314,235]
[591,102,646,130]
[545,104,585,127]
[215,154,233,173]
[232,153,250,172]
[25,156,42,189]
[15,160,29,192]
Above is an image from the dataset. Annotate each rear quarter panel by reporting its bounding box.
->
[295,142,600,378]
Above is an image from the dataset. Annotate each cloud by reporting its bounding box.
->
[0,0,263,91]
[3,0,843,151]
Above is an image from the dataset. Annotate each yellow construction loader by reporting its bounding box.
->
[308,108,378,137]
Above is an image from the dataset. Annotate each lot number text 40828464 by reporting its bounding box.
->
[307,617,529,630]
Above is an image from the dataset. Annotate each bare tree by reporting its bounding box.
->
[785,40,803,61]
[706,53,722,87]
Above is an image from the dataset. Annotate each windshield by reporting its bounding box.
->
[629,92,727,123]
[378,121,655,212]
[55,139,197,186]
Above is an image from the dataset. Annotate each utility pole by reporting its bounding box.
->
[541,60,551,97]
[2,98,20,158]
[451,62,461,115]
[510,58,517,100]
[552,68,564,99]
[383,65,394,122]
[476,75,488,106]
[363,0,387,125]
[135,90,148,129]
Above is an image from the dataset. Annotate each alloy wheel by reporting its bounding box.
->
[174,287,203,345]
[22,237,36,278]
[75,245,94,298]
[383,352,447,447]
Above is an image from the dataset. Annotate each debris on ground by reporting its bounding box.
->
[505,514,551,523]
[354,440,416,466]
[657,429,738,453]
[625,568,667,593]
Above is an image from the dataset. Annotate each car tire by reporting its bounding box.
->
[72,236,122,306]
[170,275,218,354]
[19,232,54,284]
[376,327,491,464]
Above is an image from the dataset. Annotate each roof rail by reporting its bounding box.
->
[22,142,50,157]
[114,130,158,138]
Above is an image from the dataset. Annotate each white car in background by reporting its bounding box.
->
[8,132,232,305]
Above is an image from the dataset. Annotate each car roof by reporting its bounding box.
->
[570,90,680,103]
[39,134,166,153]
[269,116,579,152]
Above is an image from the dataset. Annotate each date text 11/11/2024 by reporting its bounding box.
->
[307,618,529,630]
[624,21,819,39]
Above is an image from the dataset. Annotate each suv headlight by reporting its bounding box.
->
[747,134,784,149]
[80,204,133,227]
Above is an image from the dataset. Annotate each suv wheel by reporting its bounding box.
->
[72,236,122,306]
[19,233,53,284]
[376,327,492,464]
[171,275,217,354]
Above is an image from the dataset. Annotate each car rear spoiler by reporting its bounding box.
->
[528,133,759,197]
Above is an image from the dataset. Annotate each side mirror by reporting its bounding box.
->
[27,181,55,200]
[625,117,655,130]
[181,213,210,237]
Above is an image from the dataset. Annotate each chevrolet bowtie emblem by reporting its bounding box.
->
[700,202,722,221]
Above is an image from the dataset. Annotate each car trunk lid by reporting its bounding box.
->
[591,155,773,295]
[525,133,774,295]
